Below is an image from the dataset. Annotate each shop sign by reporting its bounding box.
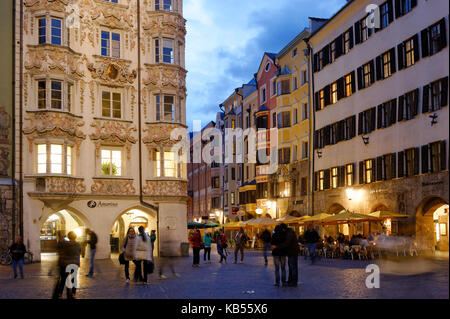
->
[87,201,118,208]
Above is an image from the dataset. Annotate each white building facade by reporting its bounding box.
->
[16,0,188,260]
[309,0,449,249]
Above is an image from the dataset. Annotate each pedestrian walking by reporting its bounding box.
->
[234,227,247,264]
[271,225,287,287]
[85,229,98,277]
[304,223,320,264]
[260,228,272,266]
[52,231,81,299]
[203,231,212,264]
[9,237,26,279]
[274,223,300,287]
[158,241,180,279]
[189,229,202,267]
[135,226,153,285]
[215,229,228,263]
[122,227,138,283]
[150,230,157,261]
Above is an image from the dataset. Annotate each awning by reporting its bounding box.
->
[368,211,409,219]
[247,217,279,227]
[223,221,243,229]
[323,210,376,224]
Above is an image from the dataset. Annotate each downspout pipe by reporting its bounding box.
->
[19,0,24,238]
[137,0,160,256]
[11,0,17,242]
[305,40,315,217]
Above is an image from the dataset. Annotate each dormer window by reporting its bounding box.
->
[265,63,271,72]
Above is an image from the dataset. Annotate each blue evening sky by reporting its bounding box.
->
[183,0,347,130]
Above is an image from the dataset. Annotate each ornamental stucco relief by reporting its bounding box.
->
[44,177,87,194]
[143,180,187,197]
[143,11,186,38]
[91,179,136,195]
[23,111,86,140]
[144,64,186,93]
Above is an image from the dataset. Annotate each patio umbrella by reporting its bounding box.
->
[323,210,376,224]
[223,221,243,229]
[276,215,299,223]
[204,222,220,228]
[187,222,205,229]
[248,217,279,227]
[368,211,409,219]
[241,218,258,226]
[303,213,332,224]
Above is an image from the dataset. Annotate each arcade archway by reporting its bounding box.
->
[110,208,157,257]
[416,197,449,252]
[40,209,87,259]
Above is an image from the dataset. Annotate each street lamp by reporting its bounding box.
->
[256,208,263,215]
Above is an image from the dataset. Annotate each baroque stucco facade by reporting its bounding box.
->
[16,0,188,260]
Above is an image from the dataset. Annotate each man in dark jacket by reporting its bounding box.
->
[304,223,320,264]
[85,229,98,277]
[9,237,26,279]
[271,225,287,286]
[260,229,272,266]
[53,231,81,299]
[273,223,300,287]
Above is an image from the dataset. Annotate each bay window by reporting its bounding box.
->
[101,31,121,58]
[155,0,177,12]
[38,17,63,46]
[36,79,73,111]
[36,143,74,175]
[155,150,181,178]
[155,38,175,64]
[102,90,122,119]
[155,94,177,122]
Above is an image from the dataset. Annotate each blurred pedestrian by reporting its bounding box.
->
[271,225,287,287]
[234,227,247,264]
[52,231,81,299]
[135,226,153,285]
[304,224,320,264]
[9,237,26,279]
[150,230,157,261]
[260,228,272,266]
[189,229,202,267]
[275,223,300,287]
[158,241,180,279]
[85,229,98,277]
[215,229,227,263]
[122,227,138,283]
[203,231,212,264]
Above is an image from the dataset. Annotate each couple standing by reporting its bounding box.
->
[271,223,299,287]
[122,226,153,284]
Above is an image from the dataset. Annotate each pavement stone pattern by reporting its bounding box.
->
[0,246,448,299]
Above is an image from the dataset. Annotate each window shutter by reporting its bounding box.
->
[359,161,364,184]
[324,85,331,106]
[398,95,404,121]
[313,131,318,150]
[421,28,430,58]
[314,172,318,191]
[421,145,429,174]
[414,147,420,175]
[323,46,330,67]
[398,151,405,178]
[441,77,448,107]
[388,0,394,23]
[369,60,375,84]
[338,166,345,187]
[397,43,404,70]
[335,35,343,58]
[377,104,383,129]
[376,156,383,181]
[413,34,420,63]
[354,21,361,45]
[441,141,447,171]
[313,53,319,72]
[394,0,401,19]
[351,71,357,93]
[324,169,331,190]
[376,55,383,81]
[351,115,356,138]
[349,27,354,49]
[391,153,397,179]
[314,91,320,111]
[324,125,331,146]
[371,107,377,132]
[413,88,419,117]
[357,67,363,90]
[391,99,397,125]
[337,77,344,100]
[439,18,447,51]
[411,0,417,9]
[358,112,363,135]
[390,47,396,74]
[422,85,430,113]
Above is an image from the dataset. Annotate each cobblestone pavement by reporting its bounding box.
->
[0,247,448,299]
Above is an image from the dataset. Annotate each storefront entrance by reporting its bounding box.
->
[110,209,156,256]
[416,197,449,252]
[40,209,86,257]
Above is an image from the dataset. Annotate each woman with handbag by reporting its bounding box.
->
[135,226,153,285]
[121,227,137,284]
